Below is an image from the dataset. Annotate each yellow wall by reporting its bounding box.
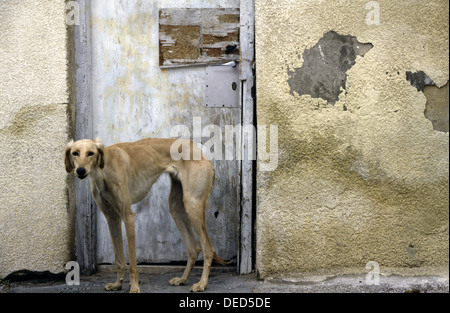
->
[0,0,75,278]
[255,0,449,277]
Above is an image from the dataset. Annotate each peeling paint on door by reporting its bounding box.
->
[159,8,240,67]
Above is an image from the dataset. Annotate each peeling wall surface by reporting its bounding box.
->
[255,0,449,277]
[0,0,74,278]
[287,31,373,105]
[405,71,449,132]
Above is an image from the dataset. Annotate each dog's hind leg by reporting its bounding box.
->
[181,191,216,292]
[168,177,201,287]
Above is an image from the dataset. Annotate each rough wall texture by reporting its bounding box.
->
[0,0,75,278]
[255,0,449,277]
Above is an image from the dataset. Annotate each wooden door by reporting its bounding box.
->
[74,0,254,271]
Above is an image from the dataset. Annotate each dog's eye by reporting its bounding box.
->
[72,152,79,156]
[87,152,95,157]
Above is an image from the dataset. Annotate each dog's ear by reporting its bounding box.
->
[65,140,74,173]
[94,138,105,169]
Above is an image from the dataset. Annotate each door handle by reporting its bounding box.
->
[221,61,237,67]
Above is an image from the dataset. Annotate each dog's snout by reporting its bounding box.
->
[76,168,86,177]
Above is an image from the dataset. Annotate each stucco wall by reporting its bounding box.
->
[255,0,449,277]
[0,0,74,278]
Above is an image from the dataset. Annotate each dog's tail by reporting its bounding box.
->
[204,216,232,265]
[205,166,232,266]
[213,251,232,266]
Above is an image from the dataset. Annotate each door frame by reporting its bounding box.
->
[73,0,255,275]
[238,0,255,275]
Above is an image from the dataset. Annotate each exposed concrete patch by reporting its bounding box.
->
[406,70,437,92]
[287,31,373,105]
[424,82,449,132]
[406,71,449,132]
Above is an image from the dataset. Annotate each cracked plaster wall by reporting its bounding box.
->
[0,0,75,278]
[256,0,449,277]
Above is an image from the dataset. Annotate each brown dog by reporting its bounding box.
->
[65,138,226,292]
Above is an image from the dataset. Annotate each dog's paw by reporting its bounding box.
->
[104,282,123,291]
[169,277,187,286]
[129,286,141,293]
[190,282,207,292]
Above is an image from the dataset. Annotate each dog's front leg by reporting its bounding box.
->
[94,193,127,292]
[124,210,140,293]
[104,213,127,291]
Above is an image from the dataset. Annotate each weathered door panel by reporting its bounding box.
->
[159,8,240,67]
[90,0,241,264]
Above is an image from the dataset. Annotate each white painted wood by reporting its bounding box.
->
[239,0,255,274]
[87,0,241,265]
[74,0,96,275]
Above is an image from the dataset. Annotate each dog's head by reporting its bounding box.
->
[65,138,105,179]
